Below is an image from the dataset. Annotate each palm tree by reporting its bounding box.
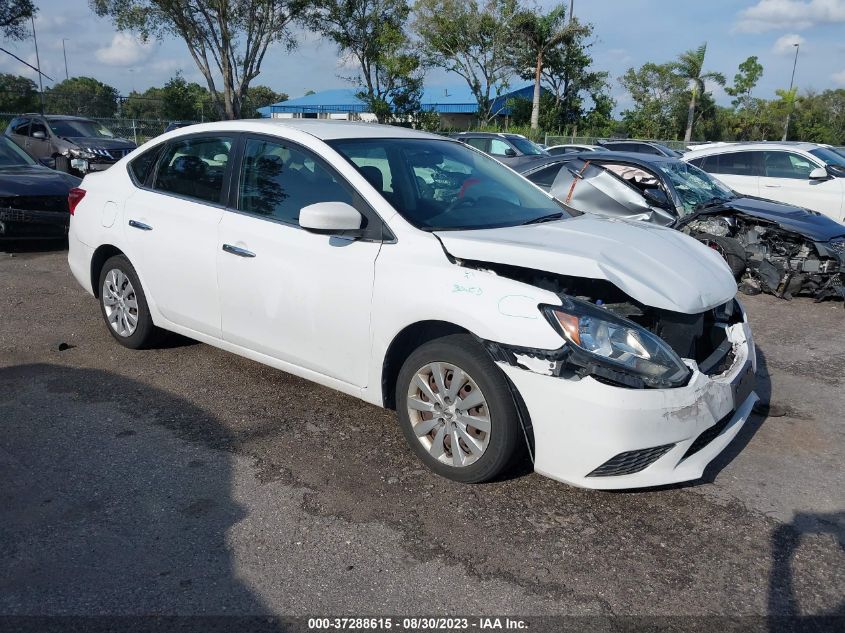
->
[674,43,725,142]
[512,4,570,130]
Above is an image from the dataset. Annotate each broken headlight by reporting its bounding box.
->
[66,147,96,160]
[543,298,690,388]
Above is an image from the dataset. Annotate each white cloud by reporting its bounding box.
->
[832,69,845,85]
[735,0,845,33]
[94,33,155,67]
[772,33,806,54]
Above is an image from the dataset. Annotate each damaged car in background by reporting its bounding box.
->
[520,152,845,302]
[69,122,756,489]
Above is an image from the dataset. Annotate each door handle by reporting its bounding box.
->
[222,243,256,258]
[763,184,781,188]
[128,219,153,231]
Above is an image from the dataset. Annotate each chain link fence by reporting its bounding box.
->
[0,112,189,145]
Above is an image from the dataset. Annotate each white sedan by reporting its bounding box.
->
[67,120,757,489]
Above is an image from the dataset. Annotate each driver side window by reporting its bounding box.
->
[488,139,512,156]
[763,151,814,179]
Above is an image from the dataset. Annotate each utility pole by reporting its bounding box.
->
[569,0,574,21]
[62,39,69,80]
[782,42,800,141]
[31,15,44,114]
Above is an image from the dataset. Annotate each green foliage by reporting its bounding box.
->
[45,77,120,118]
[726,56,763,109]
[619,62,686,139]
[672,42,725,142]
[0,73,39,112]
[791,90,845,144]
[0,0,36,40]
[243,85,288,119]
[90,0,304,119]
[414,0,518,123]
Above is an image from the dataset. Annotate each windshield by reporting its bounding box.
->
[809,147,845,176]
[655,160,735,216]
[0,136,36,167]
[328,138,567,231]
[48,119,116,139]
[507,136,547,156]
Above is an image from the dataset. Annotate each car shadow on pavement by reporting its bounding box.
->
[0,363,278,627]
[767,510,844,626]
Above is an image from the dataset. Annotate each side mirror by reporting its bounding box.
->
[504,148,517,157]
[809,166,829,180]
[299,201,363,234]
[643,187,672,208]
[31,130,46,139]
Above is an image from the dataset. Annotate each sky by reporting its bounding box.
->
[1,0,844,110]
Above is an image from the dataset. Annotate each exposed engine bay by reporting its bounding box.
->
[467,260,742,388]
[680,214,845,301]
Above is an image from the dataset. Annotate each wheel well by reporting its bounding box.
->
[90,244,125,297]
[381,320,469,410]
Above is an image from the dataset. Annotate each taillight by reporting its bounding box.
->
[68,188,86,216]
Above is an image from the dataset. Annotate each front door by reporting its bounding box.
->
[217,135,382,387]
[759,150,845,221]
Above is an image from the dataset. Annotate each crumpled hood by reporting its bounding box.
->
[722,197,845,243]
[435,215,737,314]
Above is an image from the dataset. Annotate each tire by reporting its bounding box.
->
[395,333,523,483]
[98,255,160,349]
[54,155,70,173]
[695,233,747,278]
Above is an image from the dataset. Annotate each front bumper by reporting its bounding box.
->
[501,320,757,490]
[70,158,117,173]
[0,207,69,239]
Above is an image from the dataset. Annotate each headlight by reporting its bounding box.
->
[68,147,96,159]
[543,298,690,388]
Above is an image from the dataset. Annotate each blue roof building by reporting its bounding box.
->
[257,84,538,128]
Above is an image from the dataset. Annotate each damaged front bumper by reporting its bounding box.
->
[0,206,69,239]
[499,319,758,490]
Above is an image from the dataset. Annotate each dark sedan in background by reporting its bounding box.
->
[0,135,80,240]
[520,152,845,301]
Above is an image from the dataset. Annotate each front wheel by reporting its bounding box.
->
[396,334,524,483]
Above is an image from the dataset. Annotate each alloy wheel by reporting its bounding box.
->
[102,268,139,338]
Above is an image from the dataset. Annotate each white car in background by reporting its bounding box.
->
[67,120,756,490]
[684,142,845,222]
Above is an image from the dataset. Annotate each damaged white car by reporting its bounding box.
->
[67,121,757,489]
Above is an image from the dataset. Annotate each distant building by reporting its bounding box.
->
[256,85,539,128]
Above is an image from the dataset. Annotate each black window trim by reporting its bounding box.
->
[225,132,393,243]
[143,131,239,208]
[127,141,166,188]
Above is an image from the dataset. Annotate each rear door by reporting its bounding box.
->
[26,119,52,160]
[758,150,844,220]
[7,118,30,152]
[123,134,233,338]
[696,150,761,198]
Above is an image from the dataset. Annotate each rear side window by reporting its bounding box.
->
[10,118,29,135]
[526,163,564,188]
[464,138,489,152]
[128,145,164,186]
[153,136,232,205]
[711,151,759,176]
[238,137,354,225]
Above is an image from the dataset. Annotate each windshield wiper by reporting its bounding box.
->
[694,197,732,212]
[522,212,564,225]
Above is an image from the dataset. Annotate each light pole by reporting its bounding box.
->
[31,15,44,114]
[62,39,69,80]
[782,42,800,141]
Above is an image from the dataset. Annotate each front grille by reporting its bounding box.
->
[682,412,732,459]
[586,443,675,477]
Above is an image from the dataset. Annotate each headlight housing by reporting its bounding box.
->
[67,147,96,159]
[543,298,691,388]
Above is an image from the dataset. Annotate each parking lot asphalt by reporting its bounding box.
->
[0,244,843,618]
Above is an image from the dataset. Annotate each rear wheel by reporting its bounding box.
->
[98,255,160,349]
[396,334,523,483]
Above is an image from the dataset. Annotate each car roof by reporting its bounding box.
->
[452,131,526,139]
[171,119,445,141]
[685,141,822,157]
[520,151,677,173]
[23,114,94,121]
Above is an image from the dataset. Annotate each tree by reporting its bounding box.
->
[414,0,518,124]
[0,0,35,40]
[540,17,609,133]
[0,73,38,111]
[243,85,288,118]
[511,3,569,130]
[45,77,120,118]
[90,0,306,120]
[309,0,422,123]
[619,62,686,139]
[673,43,725,143]
[726,55,763,109]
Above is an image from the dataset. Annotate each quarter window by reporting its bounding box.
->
[238,138,354,225]
[128,145,164,186]
[153,136,232,204]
